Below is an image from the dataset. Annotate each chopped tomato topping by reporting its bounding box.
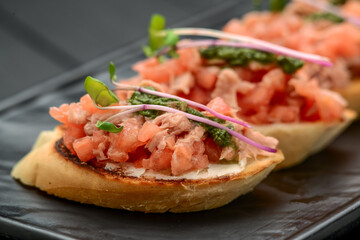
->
[73,136,95,162]
[138,122,161,142]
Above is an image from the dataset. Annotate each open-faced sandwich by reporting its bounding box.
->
[223,0,360,116]
[120,14,356,169]
[11,77,283,213]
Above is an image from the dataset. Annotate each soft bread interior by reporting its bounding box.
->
[11,128,283,213]
[336,79,360,118]
[254,109,356,170]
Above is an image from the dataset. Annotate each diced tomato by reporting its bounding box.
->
[107,146,129,162]
[132,57,159,72]
[142,147,173,171]
[49,104,70,124]
[165,135,176,150]
[204,137,222,163]
[73,136,95,162]
[191,140,209,169]
[316,94,345,122]
[110,118,144,153]
[171,143,194,175]
[193,140,205,154]
[269,105,299,123]
[138,122,161,142]
[207,97,232,116]
[222,18,245,35]
[300,98,321,122]
[63,125,86,154]
[177,48,201,72]
[67,103,89,125]
[132,57,186,83]
[238,86,274,112]
[80,94,102,114]
[91,130,110,160]
[191,154,209,170]
[140,66,172,83]
[166,58,186,76]
[182,85,211,105]
[195,66,219,90]
[129,146,151,168]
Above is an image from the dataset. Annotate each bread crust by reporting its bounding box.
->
[336,79,360,118]
[255,109,356,170]
[11,128,283,213]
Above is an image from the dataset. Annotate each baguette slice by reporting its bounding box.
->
[336,79,360,118]
[11,127,284,213]
[254,109,356,170]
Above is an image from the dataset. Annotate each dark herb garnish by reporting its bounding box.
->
[128,87,182,119]
[276,56,305,74]
[251,0,287,12]
[330,0,347,6]
[307,12,344,23]
[200,46,304,74]
[270,0,287,12]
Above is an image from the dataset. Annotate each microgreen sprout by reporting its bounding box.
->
[109,62,117,82]
[84,76,118,107]
[96,120,123,133]
[143,13,179,59]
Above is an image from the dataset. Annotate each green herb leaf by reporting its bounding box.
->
[142,45,153,57]
[200,46,304,74]
[84,76,119,107]
[143,14,180,59]
[330,0,347,5]
[207,124,233,147]
[144,13,166,57]
[276,56,304,74]
[128,87,180,118]
[200,46,275,66]
[165,30,179,46]
[96,120,123,133]
[270,0,287,12]
[165,30,180,58]
[307,12,344,23]
[109,62,117,82]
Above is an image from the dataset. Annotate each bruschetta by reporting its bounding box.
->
[121,14,356,169]
[11,77,283,213]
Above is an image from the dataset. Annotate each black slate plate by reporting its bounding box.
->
[1,1,360,239]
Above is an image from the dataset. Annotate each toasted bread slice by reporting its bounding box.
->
[336,79,360,118]
[254,109,356,170]
[11,128,284,213]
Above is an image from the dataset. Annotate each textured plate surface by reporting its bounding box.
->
[1,1,360,240]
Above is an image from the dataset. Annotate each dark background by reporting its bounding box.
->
[0,1,359,239]
[0,0,234,109]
